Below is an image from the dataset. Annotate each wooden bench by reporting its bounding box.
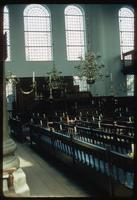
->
[9,118,29,142]
[29,124,134,197]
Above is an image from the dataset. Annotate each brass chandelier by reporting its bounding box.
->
[74,52,105,84]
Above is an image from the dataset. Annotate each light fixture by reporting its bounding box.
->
[74,52,106,84]
[46,63,63,99]
[47,63,62,90]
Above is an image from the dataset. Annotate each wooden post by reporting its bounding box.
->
[105,145,114,197]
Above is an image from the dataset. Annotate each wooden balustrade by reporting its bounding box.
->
[122,50,137,74]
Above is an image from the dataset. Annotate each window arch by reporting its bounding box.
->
[24,4,52,61]
[3,6,10,61]
[118,7,134,59]
[65,5,86,60]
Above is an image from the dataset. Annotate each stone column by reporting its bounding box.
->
[1,6,30,196]
[3,75,19,169]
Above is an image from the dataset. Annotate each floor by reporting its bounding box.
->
[15,141,105,197]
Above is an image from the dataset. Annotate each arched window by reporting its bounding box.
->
[3,6,10,61]
[119,7,134,96]
[65,5,86,60]
[24,4,52,61]
[119,7,134,59]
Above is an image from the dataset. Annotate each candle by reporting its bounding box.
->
[126,107,128,112]
[43,113,46,118]
[40,120,43,126]
[114,121,117,126]
[129,116,132,122]
[98,121,101,128]
[31,118,33,123]
[33,71,35,83]
[131,143,134,154]
[60,124,62,130]
[74,126,77,133]
[74,117,77,121]
[80,112,82,116]
[92,116,95,121]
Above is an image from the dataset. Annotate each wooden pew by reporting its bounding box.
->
[52,121,134,155]
[101,123,134,137]
[9,118,29,142]
[75,119,134,137]
[29,124,134,197]
[75,126,134,155]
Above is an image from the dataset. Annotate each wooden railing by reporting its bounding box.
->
[122,50,137,74]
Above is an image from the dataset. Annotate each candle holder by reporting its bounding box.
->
[47,64,62,90]
[6,71,36,95]
[46,64,63,99]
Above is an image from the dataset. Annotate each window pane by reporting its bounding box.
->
[3,6,10,61]
[24,4,49,17]
[119,18,134,31]
[65,16,84,30]
[66,31,84,46]
[24,4,52,61]
[67,46,85,60]
[65,5,86,61]
[127,75,134,96]
[24,16,50,31]
[65,5,82,15]
[119,8,134,17]
[119,8,134,60]
[120,32,134,46]
[121,46,134,54]
[25,32,51,46]
[26,47,52,61]
[6,46,11,61]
